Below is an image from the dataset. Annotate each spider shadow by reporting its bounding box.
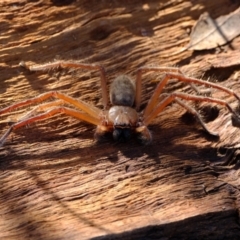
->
[1,117,239,240]
[0,126,218,171]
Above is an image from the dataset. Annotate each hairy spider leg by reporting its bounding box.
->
[144,73,240,118]
[0,91,101,118]
[144,91,239,136]
[19,100,64,121]
[21,61,109,109]
[0,107,101,146]
[135,67,211,110]
[174,98,218,136]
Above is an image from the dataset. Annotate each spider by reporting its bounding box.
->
[0,61,240,146]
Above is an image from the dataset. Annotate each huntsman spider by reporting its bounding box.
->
[0,61,239,146]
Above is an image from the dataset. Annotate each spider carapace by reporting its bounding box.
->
[0,61,240,146]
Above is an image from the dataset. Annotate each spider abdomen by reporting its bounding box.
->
[110,75,136,107]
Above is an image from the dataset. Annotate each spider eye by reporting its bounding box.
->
[113,128,131,142]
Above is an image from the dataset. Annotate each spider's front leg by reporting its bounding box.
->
[144,73,240,118]
[134,66,212,111]
[140,72,240,137]
[144,91,240,137]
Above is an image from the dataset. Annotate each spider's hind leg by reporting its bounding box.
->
[20,61,109,109]
[175,98,219,137]
[0,106,101,146]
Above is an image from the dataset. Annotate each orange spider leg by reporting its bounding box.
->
[0,107,101,146]
[135,67,211,111]
[19,100,64,121]
[144,92,238,130]
[144,73,240,118]
[20,61,109,109]
[135,67,181,110]
[0,91,101,118]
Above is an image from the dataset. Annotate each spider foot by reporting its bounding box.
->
[0,128,13,147]
[203,129,219,138]
[231,114,240,128]
[19,61,29,70]
[195,116,219,138]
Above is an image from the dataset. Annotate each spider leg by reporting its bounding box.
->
[20,61,109,109]
[0,91,101,118]
[174,98,219,136]
[144,92,239,135]
[19,100,64,121]
[144,73,240,117]
[135,67,211,110]
[0,106,101,146]
[189,83,211,95]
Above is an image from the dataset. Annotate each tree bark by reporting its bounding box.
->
[0,0,240,239]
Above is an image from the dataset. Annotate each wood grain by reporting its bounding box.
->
[0,0,240,239]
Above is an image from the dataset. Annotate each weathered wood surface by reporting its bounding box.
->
[1,0,240,239]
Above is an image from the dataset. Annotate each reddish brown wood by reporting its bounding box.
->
[0,1,240,239]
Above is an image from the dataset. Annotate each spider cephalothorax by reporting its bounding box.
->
[0,61,239,146]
